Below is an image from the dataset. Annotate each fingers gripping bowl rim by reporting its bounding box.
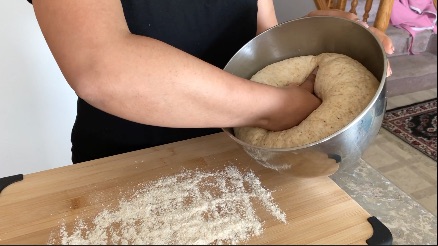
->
[222,16,388,177]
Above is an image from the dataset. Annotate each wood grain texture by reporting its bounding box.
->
[374,0,394,31]
[314,0,330,10]
[0,133,372,245]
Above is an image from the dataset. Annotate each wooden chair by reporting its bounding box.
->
[313,0,395,31]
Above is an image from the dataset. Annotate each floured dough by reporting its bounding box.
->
[234,53,380,148]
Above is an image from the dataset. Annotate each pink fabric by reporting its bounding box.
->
[390,0,437,54]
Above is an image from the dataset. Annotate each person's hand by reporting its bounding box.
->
[299,68,318,95]
[368,26,393,77]
[299,73,316,94]
[306,9,393,77]
[259,72,321,131]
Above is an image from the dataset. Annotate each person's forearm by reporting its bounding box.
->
[74,34,284,129]
[32,0,319,131]
[256,0,278,34]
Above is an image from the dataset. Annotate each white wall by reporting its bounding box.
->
[274,0,317,23]
[0,0,316,178]
[0,1,77,177]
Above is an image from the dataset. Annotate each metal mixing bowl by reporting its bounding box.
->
[222,16,388,177]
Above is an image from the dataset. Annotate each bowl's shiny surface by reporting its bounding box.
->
[222,16,388,177]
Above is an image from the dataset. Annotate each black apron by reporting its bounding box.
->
[71,0,258,163]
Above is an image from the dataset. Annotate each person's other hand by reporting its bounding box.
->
[306,9,393,77]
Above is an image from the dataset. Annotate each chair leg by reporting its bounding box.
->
[314,0,330,10]
[374,0,394,32]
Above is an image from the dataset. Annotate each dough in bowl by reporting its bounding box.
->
[233,53,380,148]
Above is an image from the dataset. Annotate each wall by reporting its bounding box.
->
[274,0,317,23]
[0,1,77,177]
[0,0,317,178]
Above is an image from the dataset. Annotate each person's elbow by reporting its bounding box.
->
[66,56,109,107]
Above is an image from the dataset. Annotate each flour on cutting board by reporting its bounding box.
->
[48,165,286,245]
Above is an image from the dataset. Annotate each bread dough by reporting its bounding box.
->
[233,53,380,148]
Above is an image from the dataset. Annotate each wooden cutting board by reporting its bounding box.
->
[0,133,376,245]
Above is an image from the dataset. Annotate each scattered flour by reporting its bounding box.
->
[48,166,286,245]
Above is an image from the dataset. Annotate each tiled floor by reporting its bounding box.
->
[362,87,437,216]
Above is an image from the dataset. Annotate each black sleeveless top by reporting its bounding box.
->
[28,0,258,163]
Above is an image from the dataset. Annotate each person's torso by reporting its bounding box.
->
[121,0,258,68]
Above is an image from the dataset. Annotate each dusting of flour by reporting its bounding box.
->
[48,166,286,245]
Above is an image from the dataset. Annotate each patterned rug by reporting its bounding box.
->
[382,98,437,161]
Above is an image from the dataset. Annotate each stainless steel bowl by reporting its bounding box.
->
[222,16,388,177]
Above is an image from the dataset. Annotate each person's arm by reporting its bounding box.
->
[257,0,279,34]
[31,0,320,131]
